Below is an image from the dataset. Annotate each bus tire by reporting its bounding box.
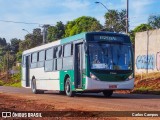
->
[59,91,65,95]
[31,79,44,94]
[65,78,75,97]
[103,90,113,97]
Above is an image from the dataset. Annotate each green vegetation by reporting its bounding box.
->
[134,87,152,91]
[47,21,65,42]
[0,80,4,86]
[132,73,160,94]
[104,9,126,33]
[65,16,102,37]
[3,72,21,87]
[129,24,153,43]
[148,15,160,29]
[4,82,21,87]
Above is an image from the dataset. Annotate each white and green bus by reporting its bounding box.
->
[22,32,134,97]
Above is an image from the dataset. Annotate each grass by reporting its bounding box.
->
[134,87,153,91]
[4,82,21,87]
[135,72,160,81]
[133,72,160,95]
[0,71,22,88]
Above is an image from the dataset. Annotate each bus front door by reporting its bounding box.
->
[25,55,30,87]
[74,43,83,89]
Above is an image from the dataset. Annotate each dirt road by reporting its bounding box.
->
[0,86,159,119]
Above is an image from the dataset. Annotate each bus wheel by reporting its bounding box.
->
[31,79,44,94]
[65,78,74,97]
[59,91,65,95]
[103,90,113,97]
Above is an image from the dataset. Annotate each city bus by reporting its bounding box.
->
[21,32,134,97]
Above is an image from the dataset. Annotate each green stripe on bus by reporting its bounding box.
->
[60,32,86,44]
[59,70,75,91]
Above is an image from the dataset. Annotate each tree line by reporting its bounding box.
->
[0,9,160,73]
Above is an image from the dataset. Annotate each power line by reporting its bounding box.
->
[0,19,42,25]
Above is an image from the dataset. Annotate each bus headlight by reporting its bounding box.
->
[90,72,100,81]
[128,73,134,80]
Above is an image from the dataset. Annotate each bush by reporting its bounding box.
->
[4,82,21,87]
[0,80,4,86]
[11,73,21,82]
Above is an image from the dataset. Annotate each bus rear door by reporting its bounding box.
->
[25,55,30,87]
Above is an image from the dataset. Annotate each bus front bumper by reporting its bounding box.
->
[85,77,134,90]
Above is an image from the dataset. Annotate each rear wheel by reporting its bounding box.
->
[65,78,75,97]
[31,79,44,94]
[103,90,113,97]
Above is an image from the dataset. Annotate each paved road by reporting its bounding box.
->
[0,86,160,111]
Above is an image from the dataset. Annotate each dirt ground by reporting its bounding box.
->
[0,93,121,120]
[0,91,159,120]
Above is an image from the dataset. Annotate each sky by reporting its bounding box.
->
[0,0,160,42]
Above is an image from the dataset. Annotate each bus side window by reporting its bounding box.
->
[54,46,62,71]
[44,48,53,72]
[53,47,57,70]
[31,52,38,68]
[63,44,71,57]
[63,44,73,70]
[38,50,45,68]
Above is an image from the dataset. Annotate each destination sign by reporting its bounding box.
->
[93,35,124,42]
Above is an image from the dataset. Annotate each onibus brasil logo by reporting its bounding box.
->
[2,112,42,118]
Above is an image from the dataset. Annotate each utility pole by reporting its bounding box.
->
[126,0,129,34]
[42,24,50,44]
[6,51,9,81]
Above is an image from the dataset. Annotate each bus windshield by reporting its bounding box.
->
[89,43,132,70]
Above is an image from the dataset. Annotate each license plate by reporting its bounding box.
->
[109,85,117,89]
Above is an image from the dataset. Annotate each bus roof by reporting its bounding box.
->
[23,31,128,55]
[22,32,87,55]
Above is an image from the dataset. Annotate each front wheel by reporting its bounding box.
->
[65,78,75,97]
[103,90,113,97]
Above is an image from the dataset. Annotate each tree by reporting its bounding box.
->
[19,28,43,51]
[104,9,126,33]
[0,38,7,47]
[10,38,21,54]
[65,16,102,37]
[148,15,160,29]
[129,24,153,43]
[47,21,65,42]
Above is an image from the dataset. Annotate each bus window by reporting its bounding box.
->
[63,43,73,70]
[46,48,53,60]
[38,50,45,67]
[44,60,53,71]
[32,52,37,63]
[57,59,62,70]
[63,44,72,57]
[54,46,62,71]
[31,52,37,68]
[44,48,53,71]
[63,57,73,70]
[38,50,45,61]
[54,46,62,58]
